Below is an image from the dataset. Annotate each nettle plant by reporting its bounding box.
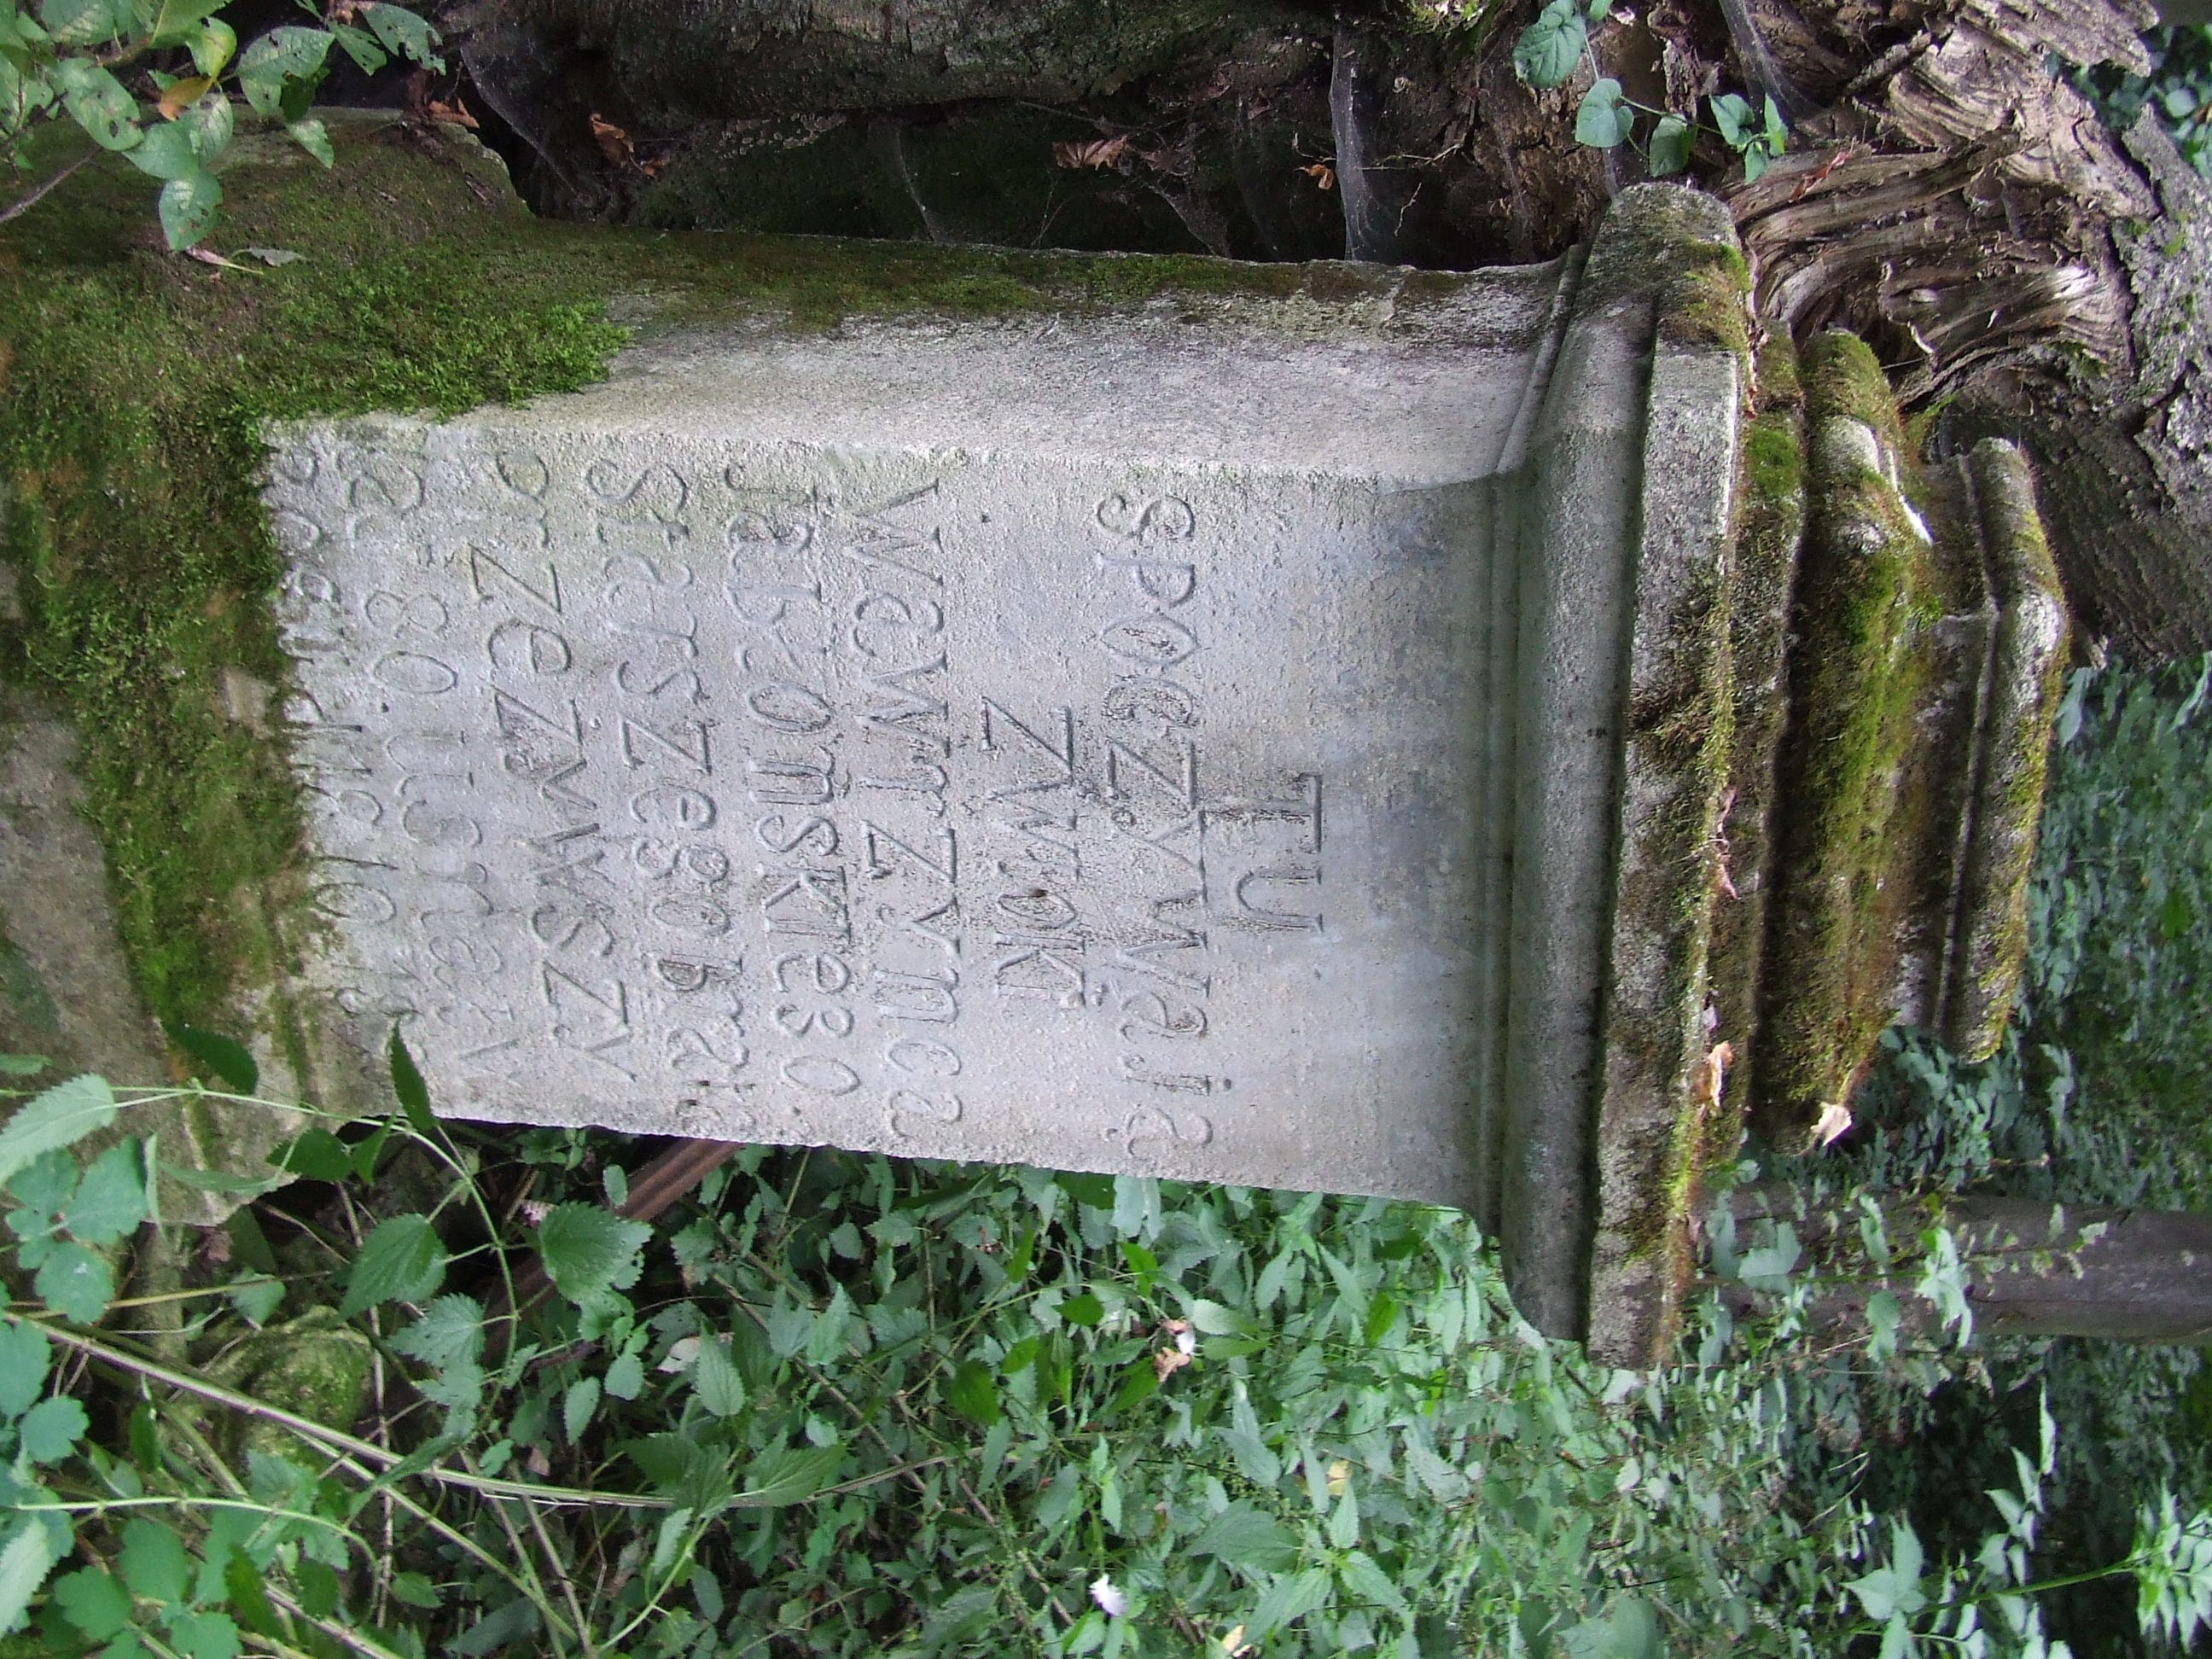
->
[1512,0,1788,181]
[0,0,440,247]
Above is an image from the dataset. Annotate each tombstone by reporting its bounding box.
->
[0,131,2067,1365]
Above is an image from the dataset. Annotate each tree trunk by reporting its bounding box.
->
[1733,1187,2212,1345]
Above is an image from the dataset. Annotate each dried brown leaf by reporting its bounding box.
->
[1053,135,1131,171]
[1301,161,1336,190]
[156,76,213,119]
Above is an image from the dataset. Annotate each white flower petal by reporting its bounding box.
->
[1090,1575,1128,1618]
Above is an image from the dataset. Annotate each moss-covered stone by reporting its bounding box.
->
[201,1307,372,1466]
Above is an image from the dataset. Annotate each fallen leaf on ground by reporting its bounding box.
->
[1054,135,1130,170]
[240,247,304,266]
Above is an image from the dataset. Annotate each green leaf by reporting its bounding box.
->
[0,1074,116,1187]
[562,1377,599,1441]
[733,1442,843,1508]
[52,1569,132,1639]
[1710,91,1755,148]
[361,3,441,67]
[1647,113,1692,176]
[0,1517,61,1637]
[1060,1289,1104,1327]
[38,0,129,46]
[1763,92,1787,148]
[169,1608,242,1659]
[147,0,227,47]
[604,1350,644,1400]
[387,1027,435,1138]
[65,1142,147,1245]
[340,1214,445,1318]
[948,1359,1000,1427]
[0,1320,50,1417]
[1188,1298,1251,1336]
[189,16,236,76]
[390,1571,441,1610]
[1575,79,1633,148]
[17,1394,86,1464]
[220,1550,282,1638]
[157,166,221,247]
[535,1204,649,1305]
[1361,1290,1399,1346]
[1249,1567,1331,1639]
[160,1163,269,1196]
[328,20,386,74]
[1190,1503,1300,1574]
[285,117,332,168]
[35,1241,114,1324]
[9,1146,74,1214]
[1513,0,1586,90]
[274,1128,352,1183]
[51,56,139,149]
[119,1518,190,1604]
[0,1056,49,1076]
[691,1336,747,1417]
[236,25,331,120]
[389,1295,484,1370]
[125,119,203,181]
[163,1023,258,1093]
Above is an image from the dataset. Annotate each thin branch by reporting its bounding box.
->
[0,154,93,228]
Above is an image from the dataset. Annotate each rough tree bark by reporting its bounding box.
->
[454,0,2212,660]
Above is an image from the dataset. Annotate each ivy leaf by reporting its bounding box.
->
[340,1214,446,1318]
[51,56,139,149]
[948,1359,1000,1427]
[535,1204,649,1305]
[119,1518,190,1605]
[17,1395,87,1464]
[35,1241,114,1324]
[65,1142,148,1245]
[1647,113,1693,176]
[162,1022,258,1094]
[1513,0,1587,90]
[236,26,331,119]
[0,1321,50,1417]
[51,1568,132,1639]
[1710,91,1755,148]
[1575,79,1634,148]
[691,1336,747,1417]
[0,1074,117,1188]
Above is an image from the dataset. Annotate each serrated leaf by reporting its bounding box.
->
[0,1056,49,1076]
[391,1295,485,1370]
[1513,0,1586,90]
[535,1204,649,1305]
[1190,1503,1300,1574]
[340,1214,445,1318]
[390,1570,441,1610]
[691,1336,747,1417]
[1060,1289,1103,1327]
[604,1349,645,1400]
[562,1377,599,1441]
[0,1320,50,1417]
[8,1147,73,1216]
[119,1518,189,1604]
[65,1142,146,1245]
[170,1608,242,1659]
[221,1551,282,1638]
[1249,1567,1331,1639]
[733,1441,843,1508]
[1188,1298,1251,1336]
[158,168,222,250]
[51,1568,132,1639]
[1647,113,1692,177]
[35,1241,113,1324]
[0,1517,61,1637]
[948,1359,999,1426]
[17,1394,86,1464]
[387,1027,435,1138]
[163,1022,258,1093]
[0,1074,116,1187]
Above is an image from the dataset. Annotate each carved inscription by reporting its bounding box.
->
[270,428,1334,1167]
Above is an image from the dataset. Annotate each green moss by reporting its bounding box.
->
[1754,348,1946,1150]
[202,1307,372,1465]
[3,114,1448,1048]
